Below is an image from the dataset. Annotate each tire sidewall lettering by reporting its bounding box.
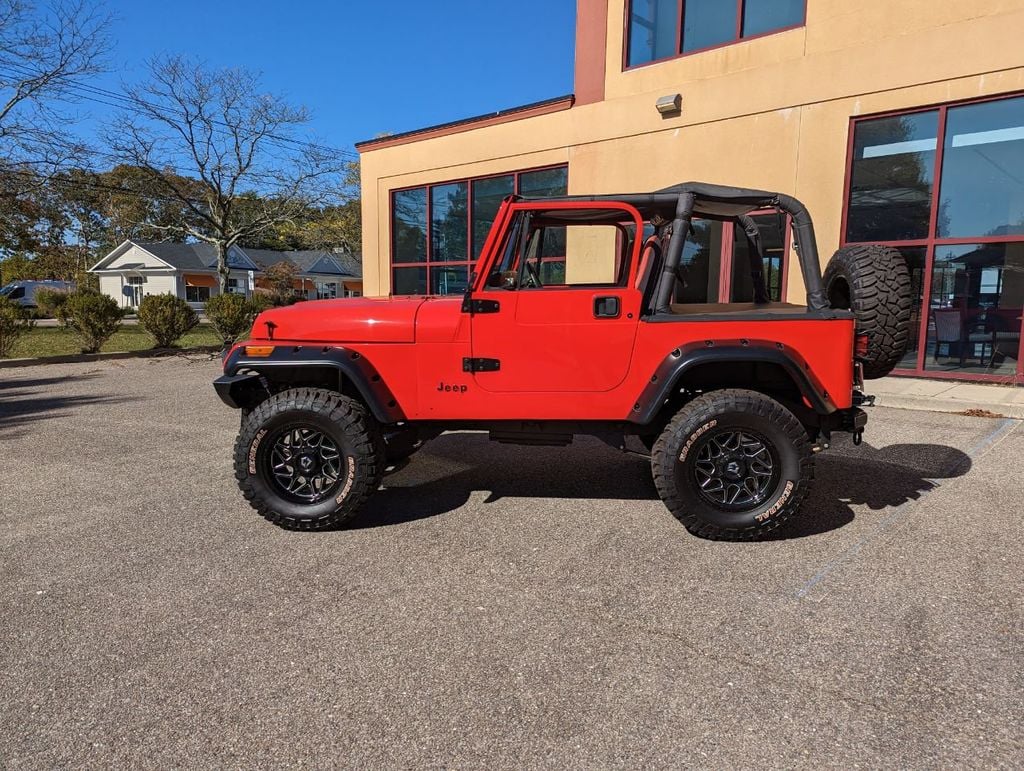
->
[248,428,267,475]
[335,456,356,504]
[755,479,794,522]
[678,419,718,463]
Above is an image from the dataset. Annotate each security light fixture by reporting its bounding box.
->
[656,93,682,117]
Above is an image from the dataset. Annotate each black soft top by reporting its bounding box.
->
[519,181,828,312]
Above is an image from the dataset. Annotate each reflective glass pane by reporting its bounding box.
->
[742,0,804,37]
[893,247,928,371]
[471,175,514,259]
[682,0,737,53]
[628,0,679,65]
[392,266,427,296]
[675,219,724,303]
[925,242,1023,377]
[938,96,1024,238]
[430,182,468,262]
[392,188,427,263]
[846,111,938,242]
[430,265,469,295]
[518,166,569,198]
[730,213,786,302]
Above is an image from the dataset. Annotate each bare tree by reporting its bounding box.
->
[105,55,349,291]
[0,0,110,183]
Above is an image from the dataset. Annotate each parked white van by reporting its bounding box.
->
[0,280,75,308]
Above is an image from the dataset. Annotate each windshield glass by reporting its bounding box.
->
[0,284,18,296]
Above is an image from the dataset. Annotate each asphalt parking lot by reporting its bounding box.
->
[1,357,1021,768]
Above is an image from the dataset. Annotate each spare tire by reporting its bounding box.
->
[823,244,913,379]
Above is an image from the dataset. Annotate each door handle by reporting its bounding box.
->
[594,296,621,318]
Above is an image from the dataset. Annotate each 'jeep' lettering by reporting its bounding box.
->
[437,382,468,394]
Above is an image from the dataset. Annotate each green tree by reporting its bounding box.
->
[106,56,350,293]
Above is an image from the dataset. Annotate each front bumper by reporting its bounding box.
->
[213,372,263,409]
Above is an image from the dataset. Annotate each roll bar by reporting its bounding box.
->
[520,181,829,313]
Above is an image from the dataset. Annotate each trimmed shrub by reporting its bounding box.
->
[205,292,257,346]
[34,287,71,321]
[138,293,199,348]
[0,297,34,358]
[62,291,122,354]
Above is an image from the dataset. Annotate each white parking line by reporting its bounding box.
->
[794,417,1020,600]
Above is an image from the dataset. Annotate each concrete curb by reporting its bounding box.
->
[871,377,1024,419]
[0,345,223,369]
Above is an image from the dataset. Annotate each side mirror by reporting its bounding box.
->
[500,271,518,290]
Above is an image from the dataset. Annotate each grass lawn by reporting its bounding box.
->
[10,323,222,359]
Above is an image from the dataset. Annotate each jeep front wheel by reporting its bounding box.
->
[234,388,384,530]
[651,389,814,540]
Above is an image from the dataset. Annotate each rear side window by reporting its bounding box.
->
[5,287,26,300]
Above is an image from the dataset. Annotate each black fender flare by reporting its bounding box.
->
[215,345,405,424]
[628,339,837,425]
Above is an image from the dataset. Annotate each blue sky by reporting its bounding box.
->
[89,0,576,154]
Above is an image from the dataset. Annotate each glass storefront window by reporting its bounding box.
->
[430,182,468,262]
[742,0,804,37]
[626,1,806,66]
[391,166,568,296]
[844,93,1024,381]
[471,175,514,259]
[846,111,938,243]
[392,266,427,296]
[392,188,427,264]
[682,0,736,54]
[628,0,678,65]
[893,247,928,371]
[925,243,1023,377]
[938,96,1024,239]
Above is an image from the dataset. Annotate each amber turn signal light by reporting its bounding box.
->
[244,346,275,357]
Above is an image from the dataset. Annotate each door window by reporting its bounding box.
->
[484,208,635,291]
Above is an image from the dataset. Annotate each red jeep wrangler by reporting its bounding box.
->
[215,183,911,539]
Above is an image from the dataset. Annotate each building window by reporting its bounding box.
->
[627,0,805,66]
[185,285,210,303]
[226,278,246,295]
[316,281,338,299]
[843,93,1024,382]
[390,165,568,296]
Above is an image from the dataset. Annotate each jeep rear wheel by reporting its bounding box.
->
[823,244,913,379]
[651,389,814,540]
[234,388,384,530]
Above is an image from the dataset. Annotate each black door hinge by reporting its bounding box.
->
[463,357,500,373]
[461,297,500,314]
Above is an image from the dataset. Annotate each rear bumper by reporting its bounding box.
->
[213,373,263,409]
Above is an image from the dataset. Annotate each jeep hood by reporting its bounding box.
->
[251,297,426,344]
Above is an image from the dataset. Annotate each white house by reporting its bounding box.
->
[89,241,363,309]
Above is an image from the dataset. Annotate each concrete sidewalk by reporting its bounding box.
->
[872,376,1024,418]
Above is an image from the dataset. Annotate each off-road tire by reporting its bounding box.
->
[651,389,814,540]
[234,388,384,530]
[823,244,912,379]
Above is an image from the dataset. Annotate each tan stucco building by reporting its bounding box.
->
[358,0,1024,384]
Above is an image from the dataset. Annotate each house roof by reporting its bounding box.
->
[92,240,362,279]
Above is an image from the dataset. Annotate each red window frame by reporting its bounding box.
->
[840,91,1024,385]
[390,163,568,296]
[623,0,808,71]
